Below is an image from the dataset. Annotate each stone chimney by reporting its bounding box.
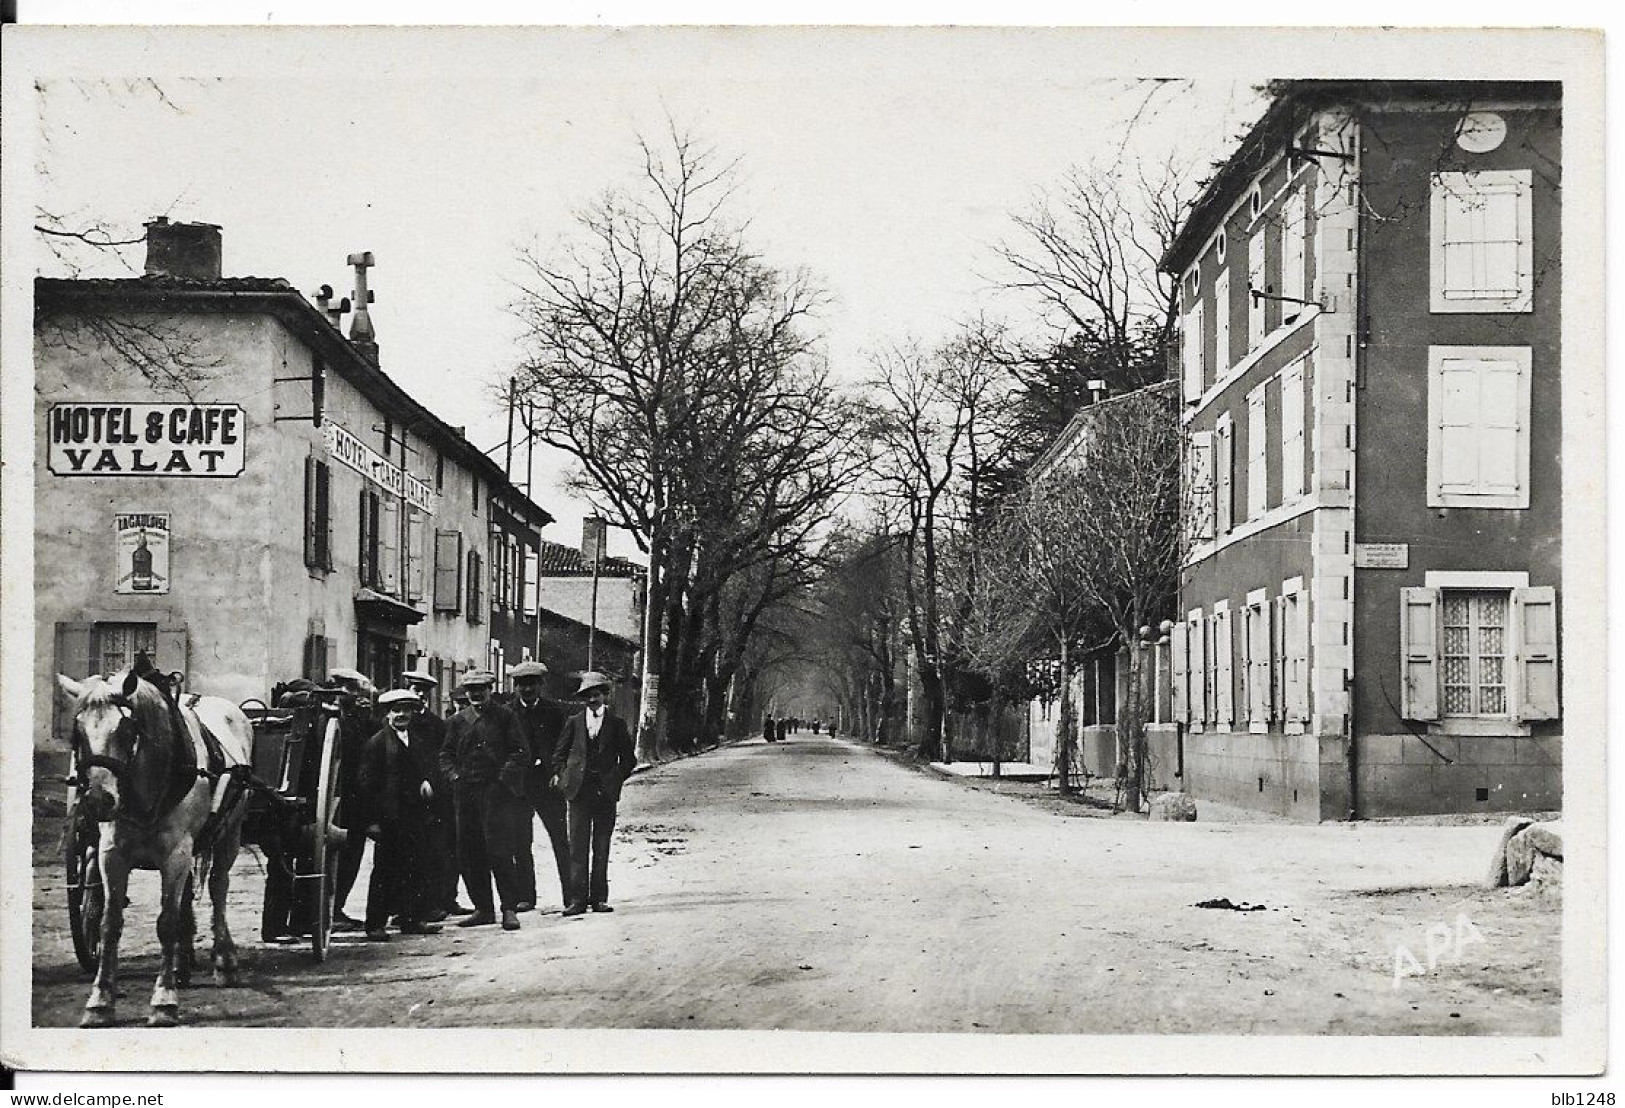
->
[346,251,378,364]
[582,516,607,566]
[143,218,222,280]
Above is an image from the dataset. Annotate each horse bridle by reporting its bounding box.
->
[71,687,204,829]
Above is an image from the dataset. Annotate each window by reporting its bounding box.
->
[358,489,381,588]
[1277,582,1310,726]
[472,477,481,515]
[524,543,539,619]
[1399,585,1558,723]
[378,495,400,596]
[433,530,463,613]
[1181,299,1205,403]
[1214,413,1234,535]
[1216,232,1227,263]
[467,549,484,623]
[1214,270,1231,376]
[1247,385,1268,520]
[1280,189,1307,323]
[489,533,503,611]
[1431,170,1533,313]
[96,622,156,677]
[1249,184,1263,218]
[1280,361,1306,502]
[1185,430,1215,544]
[509,534,522,613]
[406,510,426,602]
[1178,610,1208,727]
[435,451,444,492]
[1247,229,1267,348]
[1427,346,1531,509]
[303,457,333,571]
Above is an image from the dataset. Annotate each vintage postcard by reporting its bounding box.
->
[0,21,1606,1077]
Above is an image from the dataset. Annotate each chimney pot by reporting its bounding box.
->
[143,219,222,280]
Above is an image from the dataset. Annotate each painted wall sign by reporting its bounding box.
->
[115,512,171,594]
[324,422,436,513]
[1354,542,1410,569]
[47,403,246,477]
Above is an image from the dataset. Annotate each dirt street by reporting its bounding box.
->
[31,735,1559,1033]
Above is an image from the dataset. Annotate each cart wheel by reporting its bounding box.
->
[65,800,105,976]
[310,716,342,963]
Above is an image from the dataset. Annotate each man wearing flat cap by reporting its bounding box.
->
[508,660,572,912]
[357,690,443,940]
[551,672,637,916]
[438,670,531,931]
[400,665,471,919]
[329,667,379,932]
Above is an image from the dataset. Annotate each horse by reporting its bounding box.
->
[57,663,253,1028]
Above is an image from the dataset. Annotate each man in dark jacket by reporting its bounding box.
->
[329,668,378,932]
[438,670,530,931]
[357,690,443,941]
[551,672,638,916]
[400,665,471,919]
[508,660,571,912]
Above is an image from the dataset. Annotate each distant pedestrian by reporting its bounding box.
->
[763,714,778,743]
[439,670,530,932]
[357,690,443,941]
[552,672,637,916]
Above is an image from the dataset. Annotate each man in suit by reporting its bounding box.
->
[508,660,571,912]
[329,668,378,932]
[438,670,530,932]
[357,690,443,941]
[551,672,638,916]
[400,665,472,920]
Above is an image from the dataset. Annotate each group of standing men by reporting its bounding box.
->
[325,664,637,943]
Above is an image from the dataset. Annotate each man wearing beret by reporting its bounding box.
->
[438,670,530,931]
[508,660,572,912]
[357,690,443,941]
[551,672,638,916]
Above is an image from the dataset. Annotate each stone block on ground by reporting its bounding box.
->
[1504,827,1537,886]
[1523,821,1563,859]
[1528,851,1563,898]
[1484,816,1535,888]
[1148,791,1197,822]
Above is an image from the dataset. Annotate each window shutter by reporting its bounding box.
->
[315,461,332,570]
[1399,587,1442,721]
[1215,419,1233,534]
[1281,363,1306,501]
[154,624,189,681]
[1181,300,1205,403]
[1251,602,1272,724]
[1247,386,1268,520]
[303,456,317,568]
[1170,619,1189,724]
[1248,229,1267,348]
[1215,611,1234,727]
[358,488,371,586]
[1187,431,1215,543]
[53,622,95,741]
[434,530,463,613]
[1281,189,1306,320]
[1272,596,1286,721]
[1289,592,1311,723]
[407,511,426,602]
[467,549,483,623]
[1513,586,1559,721]
[524,544,540,618]
[1214,270,1231,376]
[379,496,400,595]
[1190,616,1207,724]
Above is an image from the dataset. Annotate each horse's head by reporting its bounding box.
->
[56,670,169,821]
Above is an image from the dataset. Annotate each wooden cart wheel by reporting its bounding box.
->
[65,798,105,977]
[310,715,343,963]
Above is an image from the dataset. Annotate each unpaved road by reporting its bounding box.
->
[31,735,1559,1033]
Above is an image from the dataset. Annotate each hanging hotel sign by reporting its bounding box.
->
[324,423,436,513]
[114,513,171,595]
[47,403,246,477]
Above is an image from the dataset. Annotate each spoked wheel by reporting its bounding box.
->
[309,716,343,963]
[65,799,105,976]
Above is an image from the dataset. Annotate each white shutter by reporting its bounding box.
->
[1251,602,1272,724]
[406,510,426,602]
[1286,591,1310,723]
[1281,362,1306,501]
[1247,386,1268,520]
[1272,596,1287,722]
[1215,609,1234,728]
[1248,228,1267,348]
[1429,347,1531,507]
[1215,417,1233,534]
[1187,430,1215,543]
[525,544,540,617]
[1400,587,1442,721]
[1513,586,1559,721]
[379,496,400,594]
[1432,170,1533,313]
[1281,189,1306,319]
[1182,299,1206,403]
[1214,270,1231,375]
[1190,614,1207,725]
[1171,619,1189,725]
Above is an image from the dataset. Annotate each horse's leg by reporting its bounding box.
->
[81,841,127,1028]
[209,816,243,986]
[148,844,192,1026]
[176,867,197,988]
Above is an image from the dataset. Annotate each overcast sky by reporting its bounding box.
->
[20,28,1316,554]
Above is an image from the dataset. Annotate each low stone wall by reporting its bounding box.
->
[1353,733,1561,817]
[1180,728,1326,820]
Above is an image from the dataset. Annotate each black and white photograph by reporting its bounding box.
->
[0,12,1608,1083]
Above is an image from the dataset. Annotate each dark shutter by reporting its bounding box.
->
[303,456,317,568]
[315,461,332,570]
[467,549,483,624]
[434,530,463,613]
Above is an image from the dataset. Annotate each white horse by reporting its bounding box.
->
[58,665,252,1027]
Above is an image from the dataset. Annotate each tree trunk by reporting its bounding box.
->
[1122,637,1151,815]
[635,525,669,765]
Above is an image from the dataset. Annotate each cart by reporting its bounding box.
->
[64,680,351,973]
